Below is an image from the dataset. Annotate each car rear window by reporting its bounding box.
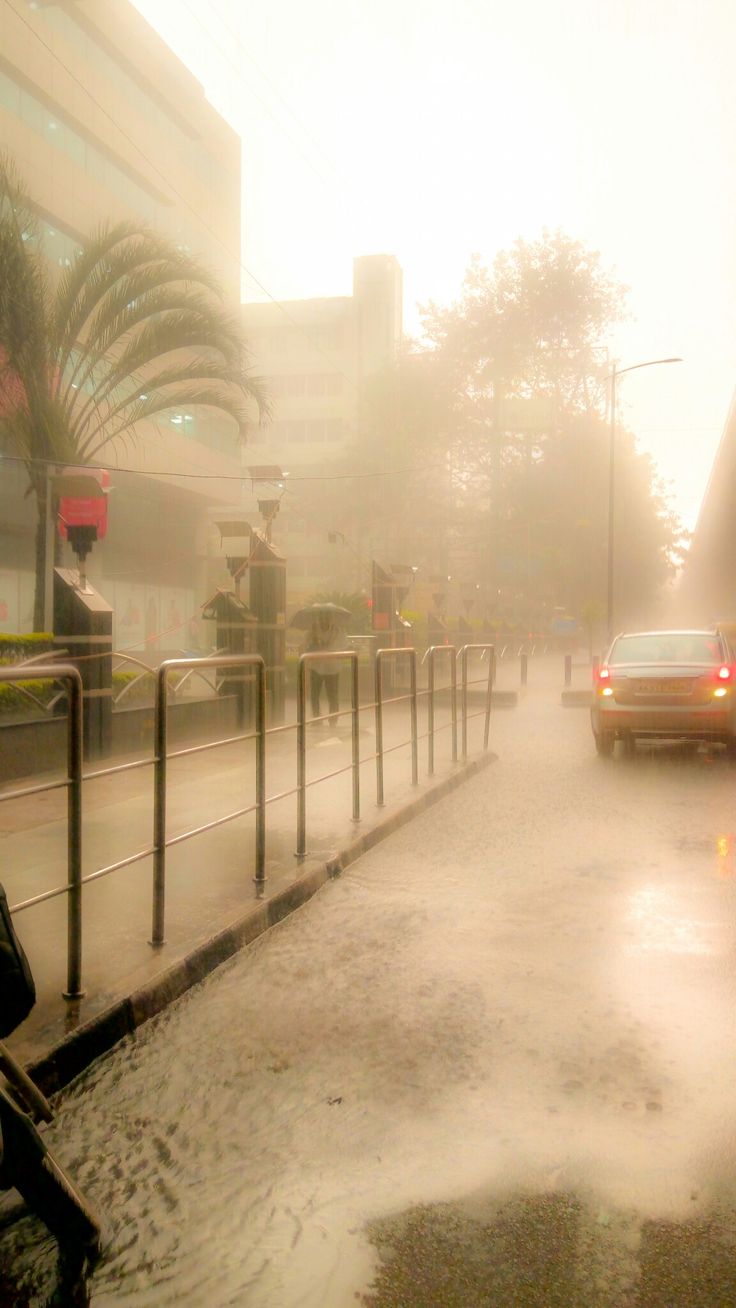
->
[610,634,723,664]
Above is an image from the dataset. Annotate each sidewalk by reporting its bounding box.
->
[2,687,503,1094]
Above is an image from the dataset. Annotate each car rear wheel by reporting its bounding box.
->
[594,730,615,757]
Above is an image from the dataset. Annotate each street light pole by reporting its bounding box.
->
[606,355,682,639]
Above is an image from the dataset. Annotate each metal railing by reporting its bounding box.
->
[1,643,496,998]
[0,664,84,998]
[152,655,266,943]
[296,650,360,859]
[374,647,418,806]
[426,644,458,774]
[458,644,494,758]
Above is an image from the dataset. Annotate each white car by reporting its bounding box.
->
[591,629,736,757]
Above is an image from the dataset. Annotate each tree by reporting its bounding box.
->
[420,229,625,415]
[0,157,267,629]
[391,230,683,627]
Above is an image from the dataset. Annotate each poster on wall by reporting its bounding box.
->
[183,589,205,652]
[160,587,186,648]
[0,571,20,633]
[144,587,161,653]
[19,572,35,634]
[114,582,146,653]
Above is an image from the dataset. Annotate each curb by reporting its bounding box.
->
[27,749,497,1098]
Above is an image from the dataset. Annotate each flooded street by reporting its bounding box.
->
[3,676,736,1306]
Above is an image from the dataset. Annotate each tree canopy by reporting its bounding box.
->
[326,230,683,636]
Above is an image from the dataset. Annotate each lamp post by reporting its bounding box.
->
[606,356,682,638]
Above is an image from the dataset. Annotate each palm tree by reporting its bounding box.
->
[0,156,267,630]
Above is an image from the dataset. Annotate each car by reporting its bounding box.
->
[590,628,736,757]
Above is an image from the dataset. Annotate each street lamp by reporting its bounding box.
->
[606,356,682,638]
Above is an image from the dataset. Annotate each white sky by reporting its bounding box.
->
[134,0,736,532]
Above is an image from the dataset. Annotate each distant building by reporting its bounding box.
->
[680,385,736,622]
[241,254,403,606]
[0,0,246,646]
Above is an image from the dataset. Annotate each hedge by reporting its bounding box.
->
[0,633,54,661]
[0,669,151,715]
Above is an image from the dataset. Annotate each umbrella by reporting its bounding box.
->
[288,602,353,630]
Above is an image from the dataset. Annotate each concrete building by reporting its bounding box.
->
[680,385,736,623]
[241,254,404,609]
[0,0,247,648]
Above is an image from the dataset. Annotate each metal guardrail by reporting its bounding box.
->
[0,664,84,999]
[374,647,418,806]
[458,644,494,758]
[426,645,458,774]
[296,650,360,860]
[152,654,266,943]
[1,644,495,999]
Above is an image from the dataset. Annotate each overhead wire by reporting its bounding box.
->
[179,0,355,196]
[0,452,445,483]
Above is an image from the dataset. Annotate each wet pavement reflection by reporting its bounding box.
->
[2,671,736,1305]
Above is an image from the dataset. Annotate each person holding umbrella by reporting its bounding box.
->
[303,610,345,728]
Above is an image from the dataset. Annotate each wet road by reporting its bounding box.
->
[3,667,736,1306]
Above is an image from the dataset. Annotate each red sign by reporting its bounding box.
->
[58,468,110,541]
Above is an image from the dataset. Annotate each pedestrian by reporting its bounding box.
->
[304,613,344,728]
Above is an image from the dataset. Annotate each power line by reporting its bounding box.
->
[1,452,446,482]
[179,0,353,195]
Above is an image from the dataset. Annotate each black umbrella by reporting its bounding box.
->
[288,602,353,630]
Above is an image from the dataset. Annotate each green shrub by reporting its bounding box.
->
[0,677,57,713]
[0,632,54,661]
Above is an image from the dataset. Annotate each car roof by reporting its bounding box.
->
[615,629,719,638]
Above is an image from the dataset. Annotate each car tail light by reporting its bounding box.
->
[597,666,610,681]
[717,665,732,681]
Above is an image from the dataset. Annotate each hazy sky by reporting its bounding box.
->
[134,0,736,532]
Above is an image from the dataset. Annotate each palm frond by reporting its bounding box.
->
[58,281,236,411]
[53,223,222,365]
[81,386,250,461]
[74,357,251,452]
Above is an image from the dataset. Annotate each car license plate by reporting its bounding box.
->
[635,679,689,694]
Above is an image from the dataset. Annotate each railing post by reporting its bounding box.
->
[374,648,417,803]
[297,650,359,853]
[484,648,494,749]
[154,654,267,923]
[450,649,458,762]
[254,659,266,890]
[0,664,84,999]
[564,653,572,687]
[428,647,436,776]
[427,645,456,774]
[374,652,385,806]
[458,644,494,758]
[351,653,360,822]
[65,669,83,994]
[409,650,418,785]
[296,655,307,857]
[64,669,84,999]
[152,664,168,946]
[460,646,469,759]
